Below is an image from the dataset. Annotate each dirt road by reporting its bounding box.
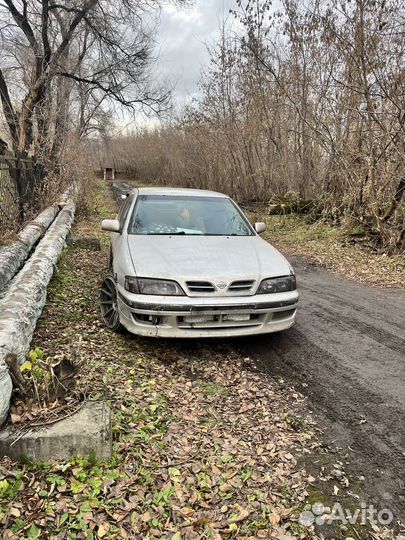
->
[112,181,405,521]
[238,256,405,520]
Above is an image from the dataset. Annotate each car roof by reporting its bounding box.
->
[136,187,228,198]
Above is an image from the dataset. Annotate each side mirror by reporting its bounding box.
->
[101,219,121,233]
[255,222,266,234]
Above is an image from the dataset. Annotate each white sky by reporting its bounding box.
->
[114,0,240,131]
[155,0,239,110]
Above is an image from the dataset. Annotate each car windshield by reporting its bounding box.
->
[128,195,254,236]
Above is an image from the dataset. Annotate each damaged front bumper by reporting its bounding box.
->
[116,285,299,338]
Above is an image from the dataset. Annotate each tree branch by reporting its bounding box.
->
[41,0,52,66]
[3,0,37,49]
[0,68,19,148]
[50,0,99,72]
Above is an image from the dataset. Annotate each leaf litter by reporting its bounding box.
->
[0,180,401,540]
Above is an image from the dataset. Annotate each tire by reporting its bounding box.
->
[100,275,125,333]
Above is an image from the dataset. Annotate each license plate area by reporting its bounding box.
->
[183,315,216,324]
[178,311,262,329]
[223,313,251,322]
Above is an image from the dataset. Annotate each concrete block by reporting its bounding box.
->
[0,402,111,462]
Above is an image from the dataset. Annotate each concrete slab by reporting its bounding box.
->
[0,402,112,462]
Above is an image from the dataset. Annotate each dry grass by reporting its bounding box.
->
[248,212,404,289]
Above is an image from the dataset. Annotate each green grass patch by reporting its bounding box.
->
[200,381,229,397]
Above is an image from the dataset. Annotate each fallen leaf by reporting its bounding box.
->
[9,507,21,517]
[228,506,250,523]
[269,513,280,525]
[98,522,110,538]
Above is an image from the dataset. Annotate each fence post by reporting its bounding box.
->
[15,152,25,224]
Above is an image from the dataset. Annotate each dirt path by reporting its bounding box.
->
[237,257,405,521]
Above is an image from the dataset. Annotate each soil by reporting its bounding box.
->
[236,256,405,522]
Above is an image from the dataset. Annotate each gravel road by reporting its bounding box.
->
[111,181,405,521]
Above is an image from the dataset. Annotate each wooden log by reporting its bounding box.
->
[0,202,75,426]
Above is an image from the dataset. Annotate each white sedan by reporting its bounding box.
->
[100,187,298,338]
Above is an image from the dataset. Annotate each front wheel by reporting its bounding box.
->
[100,275,125,333]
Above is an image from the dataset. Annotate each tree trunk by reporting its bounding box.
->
[0,69,19,149]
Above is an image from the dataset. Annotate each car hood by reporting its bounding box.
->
[126,235,291,283]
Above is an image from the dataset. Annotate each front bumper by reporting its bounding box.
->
[116,285,299,338]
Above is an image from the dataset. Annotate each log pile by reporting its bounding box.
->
[0,199,76,425]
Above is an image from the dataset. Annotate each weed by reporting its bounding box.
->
[285,413,306,432]
[200,381,229,397]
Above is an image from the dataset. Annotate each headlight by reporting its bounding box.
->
[257,275,296,294]
[125,277,185,296]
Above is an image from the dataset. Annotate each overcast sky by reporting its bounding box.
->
[155,0,239,110]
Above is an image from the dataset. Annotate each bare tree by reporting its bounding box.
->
[0,0,186,160]
[104,0,404,251]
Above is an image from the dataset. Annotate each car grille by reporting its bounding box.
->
[186,281,215,293]
[228,280,255,292]
[186,279,255,294]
